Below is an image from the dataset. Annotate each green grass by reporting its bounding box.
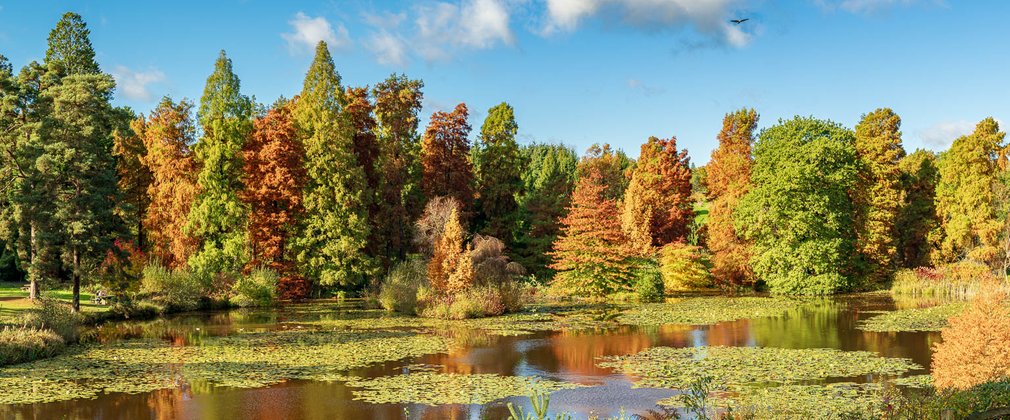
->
[0,282,106,325]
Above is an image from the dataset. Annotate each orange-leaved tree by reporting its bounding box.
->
[428,206,473,294]
[931,284,1010,391]
[706,108,758,286]
[420,103,474,212]
[550,168,635,298]
[621,135,693,252]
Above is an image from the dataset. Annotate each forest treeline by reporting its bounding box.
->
[2,13,1007,311]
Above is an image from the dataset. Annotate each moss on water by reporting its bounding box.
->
[344,372,583,405]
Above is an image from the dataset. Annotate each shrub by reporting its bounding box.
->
[230,268,279,308]
[277,274,311,301]
[632,261,664,303]
[379,257,428,314]
[140,263,205,312]
[21,298,82,343]
[418,285,511,320]
[931,284,1010,391]
[414,196,461,257]
[0,325,64,366]
[892,262,1007,299]
[660,242,712,291]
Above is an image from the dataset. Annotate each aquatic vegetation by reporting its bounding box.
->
[857,303,965,332]
[708,383,885,418]
[598,346,919,389]
[344,372,582,405]
[0,329,448,405]
[616,297,804,326]
[894,374,933,388]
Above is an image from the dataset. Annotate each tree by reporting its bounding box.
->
[241,101,304,275]
[934,118,1005,265]
[420,103,474,212]
[514,144,578,280]
[428,207,473,294]
[852,108,906,286]
[931,285,1010,391]
[344,86,384,266]
[621,136,693,252]
[576,143,633,201]
[472,102,523,243]
[142,98,200,269]
[706,108,758,287]
[292,41,373,290]
[44,12,100,76]
[186,51,253,284]
[372,74,424,265]
[896,149,939,268]
[112,108,151,250]
[550,168,635,298]
[736,117,859,295]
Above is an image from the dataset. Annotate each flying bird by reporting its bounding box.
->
[730,18,749,24]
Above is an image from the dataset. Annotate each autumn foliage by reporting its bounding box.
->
[428,206,473,294]
[931,285,1010,391]
[706,109,758,286]
[621,136,693,250]
[420,103,474,212]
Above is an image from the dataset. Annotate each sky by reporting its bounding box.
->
[0,0,1007,163]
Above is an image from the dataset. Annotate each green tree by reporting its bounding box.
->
[472,102,523,243]
[896,149,939,268]
[736,117,859,295]
[186,51,253,283]
[514,144,578,280]
[852,108,906,286]
[292,41,373,290]
[934,118,1005,265]
[44,12,100,76]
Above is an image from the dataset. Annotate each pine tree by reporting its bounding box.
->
[472,102,523,243]
[706,108,758,286]
[142,98,200,269]
[186,51,253,283]
[292,41,373,289]
[934,118,1005,265]
[853,108,906,286]
[344,86,384,266]
[420,103,474,212]
[549,168,635,298]
[514,144,578,280]
[372,74,424,264]
[621,136,693,251]
[44,12,100,76]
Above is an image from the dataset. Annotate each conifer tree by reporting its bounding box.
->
[550,168,634,297]
[706,109,758,286]
[142,98,200,268]
[292,41,373,289]
[186,51,253,283]
[44,12,100,76]
[514,144,578,280]
[420,103,474,211]
[896,149,939,268]
[576,143,633,201]
[934,118,1005,265]
[112,109,151,250]
[473,102,523,243]
[620,136,693,251]
[345,86,384,265]
[853,108,906,285]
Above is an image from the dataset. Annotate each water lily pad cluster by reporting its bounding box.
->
[857,303,965,332]
[0,329,448,405]
[344,372,583,405]
[616,297,805,326]
[703,383,886,419]
[306,305,618,335]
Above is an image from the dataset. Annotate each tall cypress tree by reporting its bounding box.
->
[472,102,523,244]
[420,103,474,212]
[706,108,758,287]
[292,41,373,290]
[186,51,253,284]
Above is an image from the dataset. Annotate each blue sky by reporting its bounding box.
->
[0,0,1007,163]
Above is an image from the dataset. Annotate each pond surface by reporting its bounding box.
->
[0,294,943,419]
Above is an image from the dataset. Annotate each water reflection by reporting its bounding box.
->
[0,294,944,419]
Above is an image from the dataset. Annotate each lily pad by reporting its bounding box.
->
[857,303,965,332]
[617,297,805,326]
[345,372,583,405]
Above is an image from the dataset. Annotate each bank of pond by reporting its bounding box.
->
[1,292,1007,419]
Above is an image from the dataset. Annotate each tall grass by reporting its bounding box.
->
[891,263,1010,299]
[0,325,64,366]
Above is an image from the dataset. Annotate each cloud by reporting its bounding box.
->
[111,66,165,102]
[814,0,941,14]
[542,0,754,48]
[917,120,975,149]
[626,78,665,96]
[367,30,409,66]
[281,12,351,54]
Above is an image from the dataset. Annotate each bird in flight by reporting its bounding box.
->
[730,18,749,24]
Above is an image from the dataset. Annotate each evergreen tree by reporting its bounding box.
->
[550,168,634,298]
[345,86,384,267]
[420,103,474,212]
[706,108,758,287]
[934,118,1005,265]
[514,144,578,280]
[472,102,523,243]
[112,108,151,250]
[736,117,859,295]
[620,135,693,251]
[142,98,200,269]
[44,12,100,76]
[372,74,424,264]
[186,51,253,283]
[292,41,373,289]
[896,149,939,268]
[576,143,633,201]
[853,108,906,286]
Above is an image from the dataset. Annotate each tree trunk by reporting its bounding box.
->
[71,248,80,313]
[29,224,38,300]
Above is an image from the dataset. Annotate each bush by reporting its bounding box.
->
[931,284,1010,391]
[379,257,428,314]
[0,325,64,366]
[892,262,1007,299]
[632,261,664,303]
[21,298,82,343]
[140,263,205,312]
[418,284,512,320]
[230,268,279,308]
[660,242,712,291]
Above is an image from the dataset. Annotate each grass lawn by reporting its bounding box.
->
[0,282,106,324]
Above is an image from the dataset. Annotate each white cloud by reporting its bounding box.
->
[281,12,351,54]
[368,31,409,66]
[542,0,753,48]
[626,78,665,96]
[917,120,976,149]
[111,66,165,102]
[814,0,941,14]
